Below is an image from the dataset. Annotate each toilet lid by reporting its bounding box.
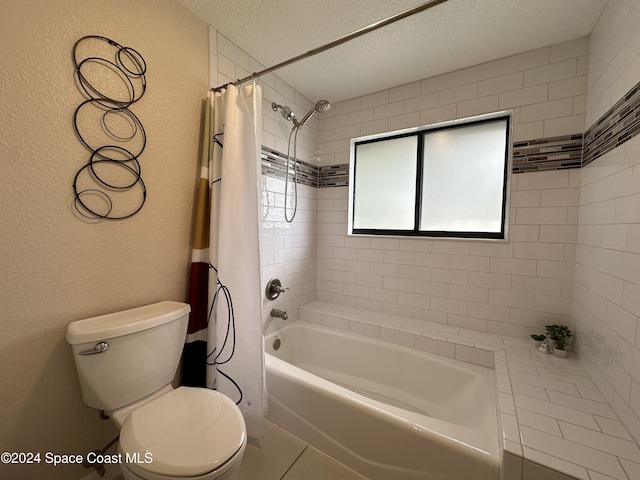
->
[119,387,246,477]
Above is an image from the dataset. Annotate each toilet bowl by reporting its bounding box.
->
[117,387,245,480]
[66,301,246,480]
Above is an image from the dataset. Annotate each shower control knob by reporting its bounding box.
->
[266,278,289,300]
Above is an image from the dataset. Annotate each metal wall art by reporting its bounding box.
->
[72,35,147,220]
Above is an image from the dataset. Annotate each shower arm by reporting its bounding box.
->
[211,0,448,92]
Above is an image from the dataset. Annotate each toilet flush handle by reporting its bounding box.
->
[79,341,109,355]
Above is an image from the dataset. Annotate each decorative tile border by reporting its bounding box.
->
[583,80,640,167]
[261,147,318,187]
[512,134,583,173]
[262,135,585,188]
[318,164,349,188]
[261,78,640,186]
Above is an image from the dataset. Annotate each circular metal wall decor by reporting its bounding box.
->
[72,35,147,220]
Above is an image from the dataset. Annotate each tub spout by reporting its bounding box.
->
[271,308,288,321]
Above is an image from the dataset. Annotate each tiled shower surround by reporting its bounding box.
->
[211,28,591,338]
[263,134,587,185]
[311,36,591,340]
[315,169,578,337]
[209,3,640,476]
[583,81,640,167]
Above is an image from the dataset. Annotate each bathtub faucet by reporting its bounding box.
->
[270,308,288,321]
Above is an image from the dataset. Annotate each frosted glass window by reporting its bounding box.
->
[420,119,507,234]
[349,111,511,240]
[353,136,417,230]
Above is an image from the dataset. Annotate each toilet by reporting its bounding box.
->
[66,301,246,480]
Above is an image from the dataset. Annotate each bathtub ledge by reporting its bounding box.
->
[299,300,640,480]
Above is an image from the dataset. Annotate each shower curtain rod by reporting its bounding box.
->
[211,0,448,92]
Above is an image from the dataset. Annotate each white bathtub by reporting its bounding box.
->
[264,320,500,480]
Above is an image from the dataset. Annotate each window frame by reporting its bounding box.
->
[348,110,513,241]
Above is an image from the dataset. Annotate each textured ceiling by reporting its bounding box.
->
[177,0,608,103]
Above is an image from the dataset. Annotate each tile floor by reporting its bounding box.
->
[102,421,364,480]
[238,421,366,480]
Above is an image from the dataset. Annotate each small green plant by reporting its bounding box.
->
[545,324,572,350]
[530,334,546,342]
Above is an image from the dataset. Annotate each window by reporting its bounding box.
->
[348,111,512,240]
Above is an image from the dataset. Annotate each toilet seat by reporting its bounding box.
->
[119,386,246,478]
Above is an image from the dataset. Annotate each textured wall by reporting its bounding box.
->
[0,1,209,478]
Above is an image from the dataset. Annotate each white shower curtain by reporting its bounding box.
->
[184,84,265,441]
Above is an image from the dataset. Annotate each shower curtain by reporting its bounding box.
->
[183,84,265,440]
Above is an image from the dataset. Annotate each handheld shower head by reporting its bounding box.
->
[315,100,331,113]
[279,98,331,223]
[294,99,331,127]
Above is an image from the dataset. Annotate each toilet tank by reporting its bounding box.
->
[66,301,191,411]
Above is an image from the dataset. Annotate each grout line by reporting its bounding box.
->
[279,445,308,480]
[523,445,594,479]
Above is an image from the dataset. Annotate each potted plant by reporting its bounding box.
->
[530,334,546,348]
[545,324,572,357]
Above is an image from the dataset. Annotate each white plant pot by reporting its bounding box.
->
[554,348,567,358]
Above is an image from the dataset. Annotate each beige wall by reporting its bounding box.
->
[0,1,209,478]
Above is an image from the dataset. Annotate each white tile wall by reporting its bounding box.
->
[574,135,640,447]
[261,177,317,331]
[311,38,589,339]
[209,25,321,165]
[574,0,640,452]
[587,0,640,127]
[208,26,320,328]
[315,168,579,339]
[318,37,589,167]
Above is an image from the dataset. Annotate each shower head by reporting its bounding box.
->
[315,100,331,113]
[272,102,296,122]
[294,99,331,128]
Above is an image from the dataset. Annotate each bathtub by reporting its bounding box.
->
[264,320,500,480]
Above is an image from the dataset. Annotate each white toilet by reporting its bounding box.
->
[66,301,246,480]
